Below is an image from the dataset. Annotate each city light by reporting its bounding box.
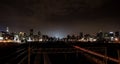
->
[109,32,114,34]
[115,38,118,41]
[0,40,14,43]
[39,38,43,42]
[0,37,3,40]
[54,32,64,39]
[0,0,120,64]
[114,38,119,43]
[27,37,32,42]
[0,27,119,43]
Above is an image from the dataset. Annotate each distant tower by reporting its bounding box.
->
[29,29,34,36]
[79,32,83,38]
[6,27,9,33]
[38,31,41,36]
[115,31,119,37]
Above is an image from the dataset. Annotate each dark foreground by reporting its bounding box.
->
[0,41,120,64]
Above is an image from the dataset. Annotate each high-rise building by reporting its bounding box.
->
[97,32,103,39]
[79,32,83,38]
[38,31,41,36]
[109,32,114,37]
[104,32,109,37]
[115,31,119,37]
[29,29,34,36]
[6,27,9,33]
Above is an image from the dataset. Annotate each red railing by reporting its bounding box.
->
[73,46,119,63]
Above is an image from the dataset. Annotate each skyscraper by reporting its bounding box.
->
[29,29,34,36]
[115,31,120,37]
[79,32,83,38]
[6,27,9,33]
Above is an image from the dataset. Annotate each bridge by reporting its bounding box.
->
[0,42,120,64]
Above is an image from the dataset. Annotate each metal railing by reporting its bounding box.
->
[73,46,120,64]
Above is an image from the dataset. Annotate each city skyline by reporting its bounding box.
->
[0,0,120,37]
[0,26,120,38]
[0,26,120,39]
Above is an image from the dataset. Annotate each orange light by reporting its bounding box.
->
[115,38,119,41]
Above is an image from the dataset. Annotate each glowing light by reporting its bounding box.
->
[54,32,63,39]
[114,38,119,43]
[27,37,32,42]
[93,39,97,42]
[89,38,93,42]
[0,40,14,43]
[47,30,65,39]
[0,37,3,40]
[109,32,113,34]
[78,38,88,42]
[110,37,114,41]
[5,37,8,40]
[78,37,97,42]
[39,39,43,42]
[115,38,118,41]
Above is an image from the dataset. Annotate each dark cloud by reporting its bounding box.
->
[0,0,120,37]
[0,0,120,18]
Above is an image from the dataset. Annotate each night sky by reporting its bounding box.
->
[0,0,120,37]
